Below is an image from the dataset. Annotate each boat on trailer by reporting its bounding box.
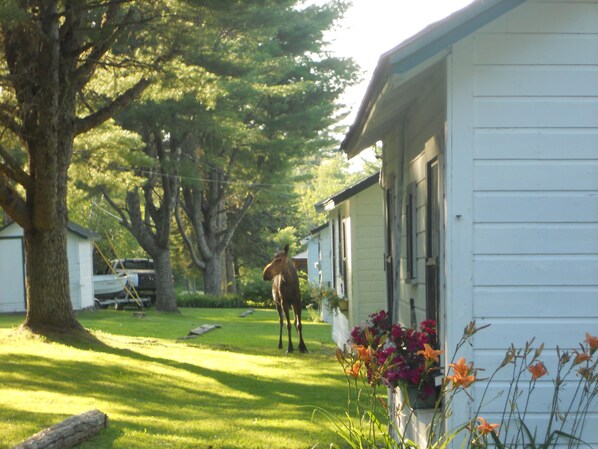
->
[92,273,152,309]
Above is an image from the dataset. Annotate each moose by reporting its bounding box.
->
[262,244,308,353]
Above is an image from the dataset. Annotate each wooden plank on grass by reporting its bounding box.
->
[179,324,222,339]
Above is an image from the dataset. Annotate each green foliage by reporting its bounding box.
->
[271,226,302,255]
[310,286,343,316]
[295,152,380,232]
[176,292,247,308]
[0,0,27,23]
[238,267,274,305]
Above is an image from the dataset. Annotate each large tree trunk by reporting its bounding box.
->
[203,256,223,295]
[22,222,81,331]
[153,249,178,312]
[0,2,152,335]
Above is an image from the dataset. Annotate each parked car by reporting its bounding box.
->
[106,258,156,303]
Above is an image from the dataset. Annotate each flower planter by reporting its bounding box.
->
[404,385,437,410]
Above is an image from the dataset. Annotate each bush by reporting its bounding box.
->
[176,292,248,309]
[239,268,316,310]
[299,272,316,308]
[239,268,273,306]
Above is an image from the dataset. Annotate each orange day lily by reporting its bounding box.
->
[417,343,443,363]
[353,344,374,364]
[586,332,598,355]
[528,362,548,380]
[476,417,500,436]
[346,362,361,379]
[447,357,476,388]
[574,351,591,365]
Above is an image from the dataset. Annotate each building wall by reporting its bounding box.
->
[308,226,333,290]
[447,0,598,442]
[307,226,334,323]
[326,182,386,346]
[0,223,95,312]
[349,184,386,326]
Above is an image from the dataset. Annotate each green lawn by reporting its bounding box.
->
[0,308,348,449]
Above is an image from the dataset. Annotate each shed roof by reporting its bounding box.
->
[342,0,526,157]
[314,171,380,213]
[0,220,100,240]
[310,222,329,235]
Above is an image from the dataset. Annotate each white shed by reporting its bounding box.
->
[0,221,98,313]
[342,0,598,446]
[315,172,387,348]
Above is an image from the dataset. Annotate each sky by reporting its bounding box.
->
[326,0,475,127]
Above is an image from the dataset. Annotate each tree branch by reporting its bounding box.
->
[216,193,253,255]
[0,105,22,137]
[0,143,31,189]
[126,188,158,253]
[174,195,205,270]
[100,187,130,229]
[74,77,151,135]
[72,5,134,89]
[0,174,30,230]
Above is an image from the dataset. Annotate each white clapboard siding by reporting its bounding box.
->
[474,97,598,129]
[474,66,598,97]
[474,255,598,286]
[474,286,598,318]
[453,2,598,444]
[474,192,598,223]
[474,130,598,160]
[351,185,386,324]
[474,224,598,254]
[474,161,598,191]
[474,35,598,65]
[473,318,597,349]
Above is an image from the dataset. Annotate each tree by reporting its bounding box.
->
[0,1,160,333]
[296,151,379,232]
[100,115,181,313]
[175,0,358,294]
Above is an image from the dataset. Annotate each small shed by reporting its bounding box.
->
[314,172,386,348]
[342,0,598,446]
[0,221,98,313]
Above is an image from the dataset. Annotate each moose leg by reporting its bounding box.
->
[284,306,294,353]
[276,303,284,350]
[293,304,308,353]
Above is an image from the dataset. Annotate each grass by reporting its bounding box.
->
[0,308,348,449]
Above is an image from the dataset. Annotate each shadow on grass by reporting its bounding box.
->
[0,322,347,448]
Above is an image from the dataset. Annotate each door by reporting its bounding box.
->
[385,185,395,315]
[426,158,440,325]
[0,237,26,312]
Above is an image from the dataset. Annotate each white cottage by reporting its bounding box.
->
[306,223,333,290]
[0,221,98,313]
[305,223,335,322]
[315,172,387,348]
[342,0,598,446]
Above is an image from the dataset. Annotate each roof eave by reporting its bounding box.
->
[341,0,527,158]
